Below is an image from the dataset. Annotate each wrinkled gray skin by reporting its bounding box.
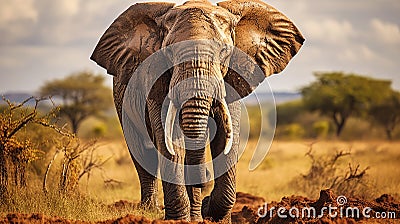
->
[91,0,303,222]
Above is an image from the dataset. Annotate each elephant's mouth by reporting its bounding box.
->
[164,97,233,156]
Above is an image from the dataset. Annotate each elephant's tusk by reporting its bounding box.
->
[165,101,177,156]
[220,100,233,155]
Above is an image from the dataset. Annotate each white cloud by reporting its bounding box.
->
[34,0,80,18]
[1,0,400,93]
[303,19,354,44]
[60,0,80,16]
[0,0,134,46]
[371,18,400,45]
[0,0,38,24]
[0,0,38,44]
[341,45,377,62]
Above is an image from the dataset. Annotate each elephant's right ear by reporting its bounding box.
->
[217,0,304,101]
[91,2,175,76]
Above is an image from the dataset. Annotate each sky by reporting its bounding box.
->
[0,0,399,95]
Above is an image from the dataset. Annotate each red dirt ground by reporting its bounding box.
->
[2,190,399,223]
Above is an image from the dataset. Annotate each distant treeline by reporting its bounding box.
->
[263,72,400,140]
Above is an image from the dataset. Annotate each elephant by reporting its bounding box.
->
[91,0,304,222]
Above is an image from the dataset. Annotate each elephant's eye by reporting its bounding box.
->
[220,45,232,62]
[162,47,174,62]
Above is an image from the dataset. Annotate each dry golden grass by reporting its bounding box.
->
[2,139,399,222]
[81,140,400,203]
[237,140,400,201]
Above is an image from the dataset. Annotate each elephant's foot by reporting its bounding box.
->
[138,196,160,213]
[201,196,232,224]
[186,186,203,222]
[163,199,191,221]
[191,215,203,222]
[216,213,232,224]
[190,204,203,222]
[131,153,160,213]
[162,182,191,221]
[164,214,190,221]
[164,213,190,221]
[201,196,211,219]
[164,199,190,222]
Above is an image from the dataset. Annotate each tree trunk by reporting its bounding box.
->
[71,119,79,134]
[336,121,345,137]
[385,116,398,141]
[0,144,8,197]
[333,112,347,137]
[385,128,393,141]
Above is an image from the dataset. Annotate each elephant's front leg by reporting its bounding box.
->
[122,111,159,210]
[159,148,191,220]
[131,157,159,209]
[147,100,191,221]
[186,185,202,221]
[185,147,207,221]
[202,101,241,223]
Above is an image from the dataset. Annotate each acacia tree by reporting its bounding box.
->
[301,72,391,137]
[275,100,305,126]
[369,90,400,140]
[0,97,72,197]
[40,71,113,134]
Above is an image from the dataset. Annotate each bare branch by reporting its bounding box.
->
[7,112,36,139]
[36,121,74,138]
[43,149,61,194]
[2,96,35,110]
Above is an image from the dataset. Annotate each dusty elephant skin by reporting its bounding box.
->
[91,0,304,222]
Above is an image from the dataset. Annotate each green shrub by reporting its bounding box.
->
[92,124,107,138]
[282,123,305,139]
[276,100,305,125]
[312,121,329,138]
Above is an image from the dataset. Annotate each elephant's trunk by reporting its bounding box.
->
[180,97,212,140]
[180,97,234,153]
[164,57,233,155]
[169,57,222,143]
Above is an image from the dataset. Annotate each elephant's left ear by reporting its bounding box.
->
[217,0,304,100]
[90,2,175,77]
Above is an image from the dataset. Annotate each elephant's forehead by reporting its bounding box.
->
[179,0,214,10]
[173,1,234,22]
[162,2,235,46]
[182,0,213,6]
